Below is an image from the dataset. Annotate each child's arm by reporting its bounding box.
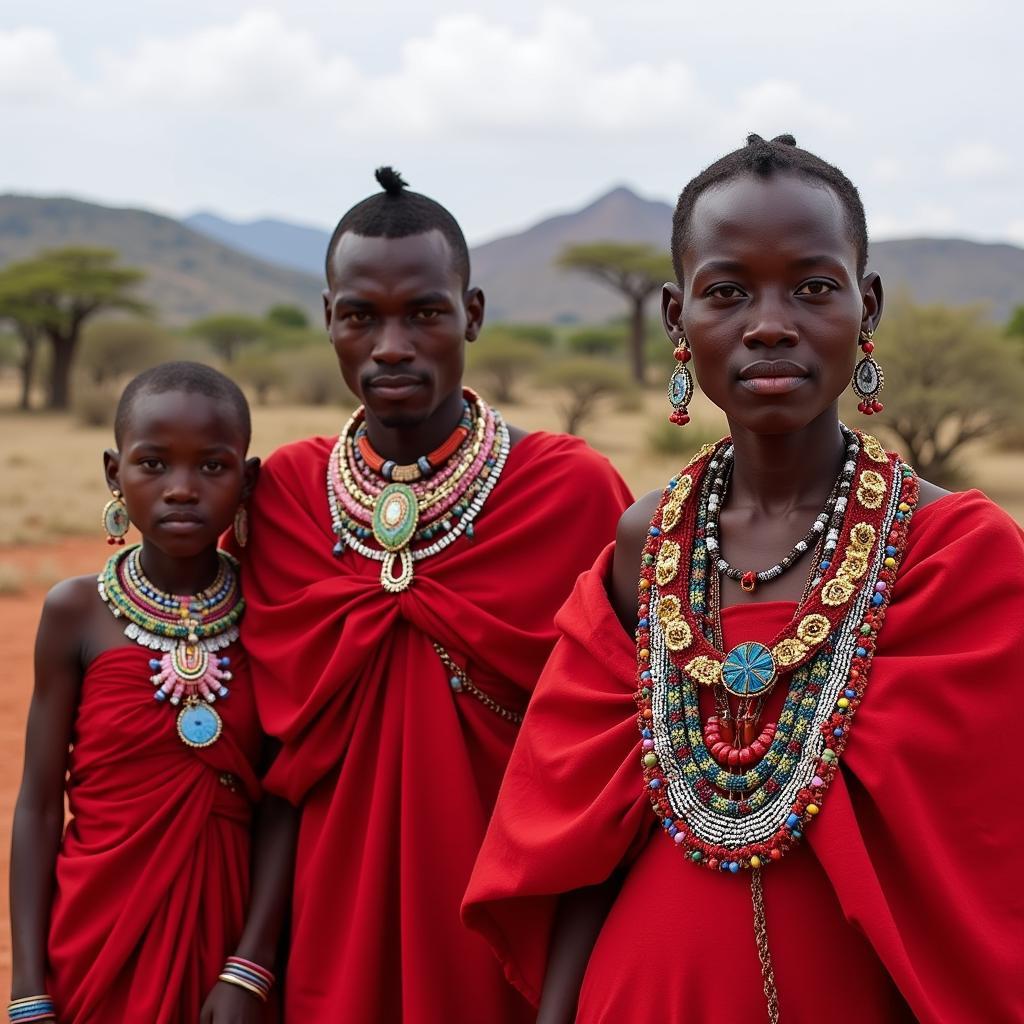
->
[200,751,299,1022]
[536,876,622,1024]
[9,581,87,999]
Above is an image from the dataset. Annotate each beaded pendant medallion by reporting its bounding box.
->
[99,545,243,748]
[635,432,918,872]
[327,389,511,593]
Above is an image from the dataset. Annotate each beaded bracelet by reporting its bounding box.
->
[218,956,275,1003]
[8,995,56,1022]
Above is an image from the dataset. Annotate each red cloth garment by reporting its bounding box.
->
[47,645,264,1024]
[463,490,1024,1024]
[239,430,631,1022]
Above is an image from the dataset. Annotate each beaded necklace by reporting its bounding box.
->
[634,430,917,1020]
[327,388,510,592]
[98,545,244,748]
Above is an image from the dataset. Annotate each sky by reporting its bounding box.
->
[1,1,1022,246]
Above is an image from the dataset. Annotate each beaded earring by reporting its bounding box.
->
[668,337,694,426]
[233,505,249,549]
[102,489,130,545]
[853,328,885,415]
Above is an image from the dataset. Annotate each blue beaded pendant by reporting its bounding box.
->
[176,699,223,748]
[668,363,694,411]
[721,641,777,697]
[372,483,419,553]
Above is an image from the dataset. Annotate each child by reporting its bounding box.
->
[463,136,1024,1022]
[9,362,294,1023]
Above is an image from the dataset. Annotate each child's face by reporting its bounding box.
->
[667,172,881,435]
[106,390,252,559]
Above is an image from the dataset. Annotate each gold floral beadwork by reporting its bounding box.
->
[773,637,808,667]
[796,613,830,645]
[656,540,682,586]
[837,551,869,581]
[665,618,693,652]
[821,577,856,606]
[687,444,715,467]
[657,595,682,624]
[861,433,887,463]
[856,470,886,509]
[660,475,693,533]
[849,523,876,549]
[686,656,722,687]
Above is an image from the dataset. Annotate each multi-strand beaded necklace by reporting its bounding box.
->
[327,388,510,592]
[98,545,243,748]
[634,429,918,1022]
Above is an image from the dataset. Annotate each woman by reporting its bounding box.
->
[463,135,1024,1023]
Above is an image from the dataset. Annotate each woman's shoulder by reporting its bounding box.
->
[41,573,103,624]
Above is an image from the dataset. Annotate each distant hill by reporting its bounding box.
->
[4,191,1023,328]
[184,211,331,277]
[0,195,323,325]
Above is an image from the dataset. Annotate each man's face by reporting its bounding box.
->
[323,230,482,430]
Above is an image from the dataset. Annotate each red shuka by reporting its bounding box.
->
[463,491,1024,1024]
[239,431,632,1021]
[47,646,263,1023]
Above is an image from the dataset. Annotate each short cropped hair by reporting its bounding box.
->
[671,134,868,282]
[114,361,251,449]
[324,167,471,288]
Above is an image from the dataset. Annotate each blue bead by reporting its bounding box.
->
[719,860,729,871]
[667,479,677,489]
[844,688,856,699]
[668,826,678,837]
[833,727,844,737]
[649,527,661,537]
[333,542,344,556]
[638,617,649,629]
[640,670,652,681]
[219,657,230,667]
[896,512,905,521]
[642,728,653,739]
[791,829,803,840]
[648,778,662,790]
[819,560,831,570]
[855,646,867,657]
[885,545,897,556]
[149,659,161,670]
[154,691,167,702]
[466,524,475,539]
[786,813,800,829]
[662,817,673,828]
[729,861,740,873]
[218,686,229,698]
[871,593,884,606]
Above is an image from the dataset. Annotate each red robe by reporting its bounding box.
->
[239,430,632,1021]
[48,645,263,1023]
[463,491,1024,1023]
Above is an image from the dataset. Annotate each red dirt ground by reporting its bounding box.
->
[0,538,106,994]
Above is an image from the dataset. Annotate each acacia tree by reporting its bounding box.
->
[0,262,49,410]
[872,301,1024,485]
[537,357,634,435]
[189,314,268,363]
[0,248,147,409]
[559,243,673,384]
[467,329,545,404]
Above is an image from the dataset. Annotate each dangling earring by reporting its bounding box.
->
[233,505,249,549]
[668,337,694,426]
[102,490,129,545]
[853,328,885,415]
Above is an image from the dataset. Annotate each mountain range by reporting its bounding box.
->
[1,190,1023,326]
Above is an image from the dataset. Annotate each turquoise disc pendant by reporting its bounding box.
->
[372,483,419,553]
[176,699,223,748]
[721,642,777,697]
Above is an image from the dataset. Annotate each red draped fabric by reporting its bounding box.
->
[463,490,1024,1024]
[47,645,263,1023]
[238,430,632,1022]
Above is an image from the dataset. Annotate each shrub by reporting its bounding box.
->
[78,318,176,385]
[536,357,636,435]
[566,326,625,357]
[282,346,354,407]
[467,331,546,404]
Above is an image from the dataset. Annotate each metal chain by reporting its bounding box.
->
[432,642,524,725]
[751,870,780,1024]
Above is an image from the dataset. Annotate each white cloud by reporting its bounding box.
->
[1007,220,1024,247]
[944,142,1009,180]
[870,204,959,239]
[0,28,75,102]
[869,156,906,184]
[96,11,357,107]
[726,80,851,146]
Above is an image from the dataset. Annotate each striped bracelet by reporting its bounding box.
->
[8,996,56,1022]
[218,956,275,1003]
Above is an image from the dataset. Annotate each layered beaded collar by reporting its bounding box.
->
[634,430,918,871]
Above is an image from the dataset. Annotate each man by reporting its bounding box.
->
[238,168,632,1022]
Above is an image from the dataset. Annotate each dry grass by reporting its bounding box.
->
[1,372,1022,545]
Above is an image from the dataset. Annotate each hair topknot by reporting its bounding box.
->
[375,166,408,197]
[325,168,470,286]
[670,133,868,281]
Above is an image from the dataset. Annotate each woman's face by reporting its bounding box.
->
[665,172,881,435]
